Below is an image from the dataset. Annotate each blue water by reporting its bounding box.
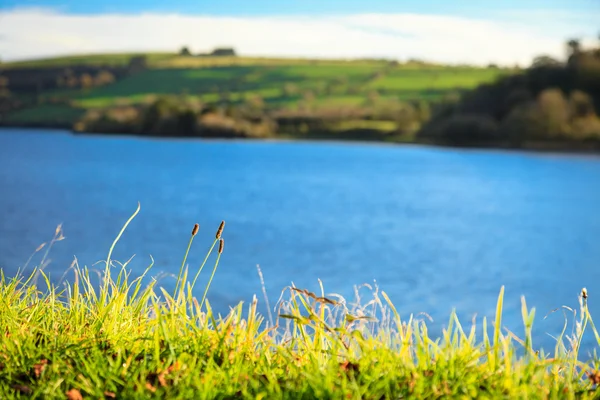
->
[1,128,600,353]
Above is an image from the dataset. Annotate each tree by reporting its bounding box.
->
[94,70,115,86]
[210,48,236,56]
[537,88,569,137]
[127,56,147,74]
[65,73,78,88]
[179,46,191,56]
[532,55,561,68]
[438,114,500,145]
[0,75,9,98]
[79,73,94,90]
[569,90,595,118]
[567,39,581,58]
[415,100,431,123]
[396,103,418,133]
[244,94,265,118]
[499,103,547,142]
[176,110,198,135]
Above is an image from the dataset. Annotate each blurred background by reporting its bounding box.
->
[0,0,599,352]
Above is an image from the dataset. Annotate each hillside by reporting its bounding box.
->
[3,46,599,150]
[0,52,510,140]
[417,44,600,150]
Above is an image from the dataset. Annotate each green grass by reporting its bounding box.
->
[258,64,381,80]
[368,68,506,91]
[77,68,252,99]
[2,54,513,129]
[72,94,158,108]
[313,96,368,107]
[66,65,502,111]
[2,205,600,399]
[328,120,398,132]
[70,64,378,104]
[2,104,85,125]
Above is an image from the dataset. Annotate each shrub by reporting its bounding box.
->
[537,88,570,137]
[570,115,600,139]
[570,90,595,118]
[499,102,547,143]
[436,114,500,145]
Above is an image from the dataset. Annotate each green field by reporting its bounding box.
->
[3,104,85,125]
[1,53,513,134]
[67,63,505,109]
[368,68,503,91]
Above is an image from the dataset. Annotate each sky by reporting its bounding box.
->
[0,0,598,65]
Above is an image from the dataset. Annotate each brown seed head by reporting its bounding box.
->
[587,370,600,385]
[582,288,588,299]
[216,221,225,239]
[66,389,83,400]
[191,223,199,236]
[219,239,224,254]
[33,359,48,379]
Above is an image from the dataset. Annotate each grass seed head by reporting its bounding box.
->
[66,389,83,400]
[582,288,588,300]
[587,370,600,385]
[216,220,225,239]
[219,238,224,254]
[192,223,199,236]
[33,359,48,379]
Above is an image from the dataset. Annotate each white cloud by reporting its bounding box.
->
[0,7,597,65]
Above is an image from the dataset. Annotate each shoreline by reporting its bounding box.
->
[1,124,599,157]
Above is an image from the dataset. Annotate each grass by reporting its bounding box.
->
[3,54,512,121]
[59,64,502,116]
[368,68,506,91]
[326,120,398,132]
[2,104,85,125]
[2,205,600,398]
[65,64,379,107]
[0,55,515,138]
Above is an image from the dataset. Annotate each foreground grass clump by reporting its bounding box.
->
[2,207,600,399]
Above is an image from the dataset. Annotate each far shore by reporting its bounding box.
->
[2,124,600,157]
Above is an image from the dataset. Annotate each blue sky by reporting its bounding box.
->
[1,0,598,16]
[0,0,598,64]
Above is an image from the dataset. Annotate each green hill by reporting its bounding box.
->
[0,52,511,140]
[3,45,599,150]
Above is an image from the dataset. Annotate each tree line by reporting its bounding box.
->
[417,38,600,148]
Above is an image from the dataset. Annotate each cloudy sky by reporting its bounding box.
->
[0,0,598,65]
